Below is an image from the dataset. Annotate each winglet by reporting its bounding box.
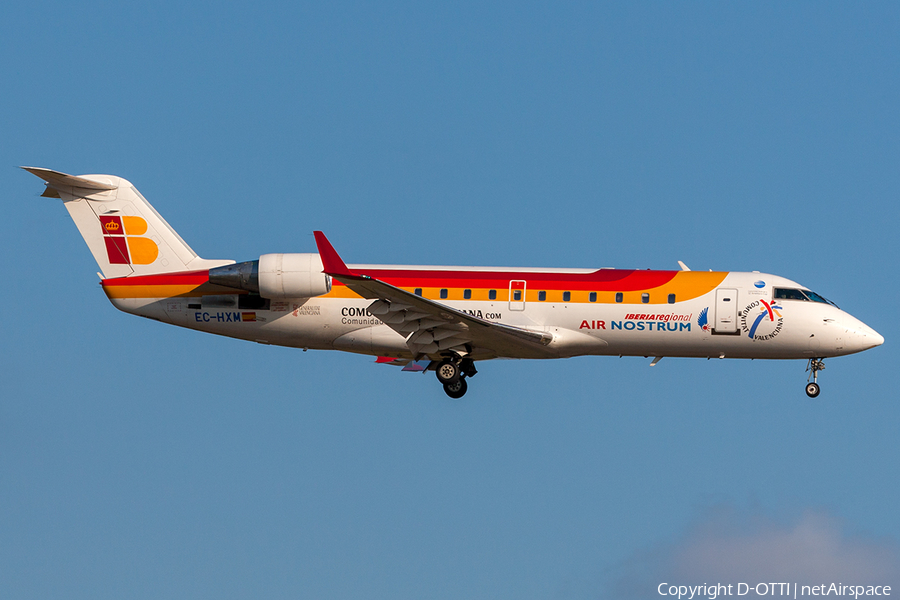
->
[313,231,357,278]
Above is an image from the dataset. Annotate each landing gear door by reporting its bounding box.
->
[714,288,738,333]
[509,280,526,311]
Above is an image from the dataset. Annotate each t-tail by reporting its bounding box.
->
[23,167,232,278]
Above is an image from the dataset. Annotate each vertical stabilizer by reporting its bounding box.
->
[23,167,232,278]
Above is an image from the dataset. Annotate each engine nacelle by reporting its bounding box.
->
[258,253,331,299]
[208,253,331,299]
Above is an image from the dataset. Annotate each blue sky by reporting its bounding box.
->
[2,2,898,598]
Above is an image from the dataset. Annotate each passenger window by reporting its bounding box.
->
[589,292,597,303]
[563,291,571,302]
[415,288,422,297]
[464,289,472,300]
[513,290,522,301]
[668,293,676,304]
[440,289,448,299]
[489,290,497,300]
[616,292,623,303]
[641,293,649,304]
[538,291,547,301]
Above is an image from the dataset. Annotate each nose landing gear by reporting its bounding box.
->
[435,357,477,398]
[805,358,825,398]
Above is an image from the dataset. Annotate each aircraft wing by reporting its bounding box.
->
[314,231,554,359]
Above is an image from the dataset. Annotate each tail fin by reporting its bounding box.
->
[23,167,232,278]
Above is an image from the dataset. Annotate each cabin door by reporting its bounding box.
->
[714,288,738,333]
[509,280,526,311]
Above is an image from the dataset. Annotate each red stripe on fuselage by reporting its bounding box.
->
[339,268,678,291]
[101,270,211,286]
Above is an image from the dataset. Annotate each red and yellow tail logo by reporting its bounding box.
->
[99,215,158,265]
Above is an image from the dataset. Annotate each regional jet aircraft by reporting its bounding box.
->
[25,167,884,398]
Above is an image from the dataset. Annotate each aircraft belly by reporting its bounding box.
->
[109,297,168,320]
[333,325,408,355]
[109,296,338,350]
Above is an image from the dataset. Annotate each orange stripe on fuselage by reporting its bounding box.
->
[101,270,245,299]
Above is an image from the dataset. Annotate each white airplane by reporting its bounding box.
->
[25,167,883,398]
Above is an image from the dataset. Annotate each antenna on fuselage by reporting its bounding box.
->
[677,261,691,271]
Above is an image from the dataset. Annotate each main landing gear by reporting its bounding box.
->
[805,358,825,398]
[435,356,477,398]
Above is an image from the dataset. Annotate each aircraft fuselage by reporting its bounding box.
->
[103,266,881,362]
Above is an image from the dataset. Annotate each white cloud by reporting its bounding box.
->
[609,505,900,599]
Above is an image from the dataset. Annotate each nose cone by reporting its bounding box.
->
[868,329,885,348]
[842,315,884,353]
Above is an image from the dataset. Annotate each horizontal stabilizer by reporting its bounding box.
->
[21,167,117,191]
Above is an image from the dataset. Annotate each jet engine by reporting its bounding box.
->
[208,253,331,299]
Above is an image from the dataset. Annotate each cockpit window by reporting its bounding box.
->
[774,287,838,307]
[804,290,837,307]
[774,288,808,301]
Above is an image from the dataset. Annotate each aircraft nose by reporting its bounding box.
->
[843,317,884,352]
[869,329,885,348]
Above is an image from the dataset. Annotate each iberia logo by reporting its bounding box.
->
[740,299,784,341]
[99,215,159,265]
